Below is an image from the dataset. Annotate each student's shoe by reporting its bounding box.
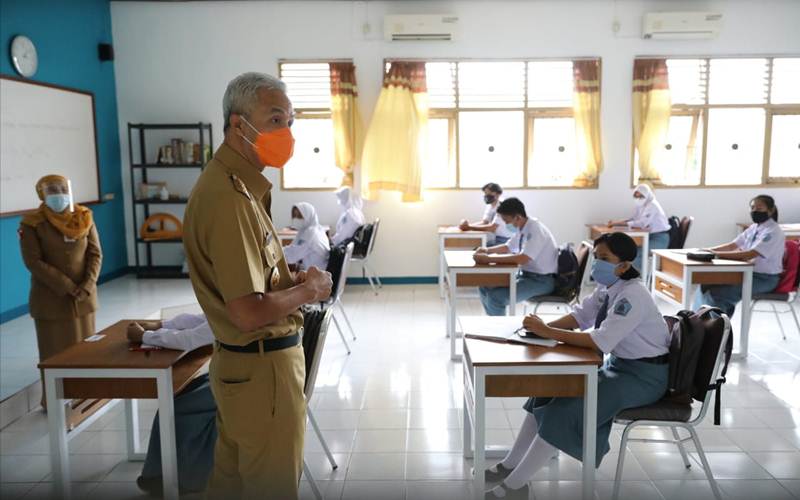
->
[136,475,163,497]
[484,462,514,484]
[485,483,531,499]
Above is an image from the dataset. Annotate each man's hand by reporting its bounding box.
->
[473,253,491,265]
[458,219,470,231]
[294,270,308,285]
[126,322,145,343]
[71,287,89,301]
[302,266,333,302]
[523,314,549,335]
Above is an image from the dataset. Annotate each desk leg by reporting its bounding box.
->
[124,399,143,461]
[683,269,693,310]
[582,369,598,500]
[472,368,486,500]
[45,372,71,500]
[739,270,753,358]
[508,273,517,316]
[641,236,650,285]
[450,270,459,361]
[439,238,446,298]
[156,370,179,500]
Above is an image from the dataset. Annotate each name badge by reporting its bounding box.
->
[269,267,281,290]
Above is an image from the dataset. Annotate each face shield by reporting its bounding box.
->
[41,178,74,213]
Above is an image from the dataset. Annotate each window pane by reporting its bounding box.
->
[424,118,455,188]
[769,114,800,178]
[527,117,578,186]
[282,119,341,188]
[280,63,332,109]
[652,114,703,185]
[458,62,525,108]
[666,59,707,105]
[771,58,800,104]
[705,109,765,185]
[527,61,574,107]
[708,58,768,104]
[426,62,456,109]
[458,111,524,187]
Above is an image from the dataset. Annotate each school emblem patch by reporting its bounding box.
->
[613,298,633,316]
[763,234,772,242]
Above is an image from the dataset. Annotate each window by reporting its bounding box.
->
[634,56,800,187]
[400,58,597,189]
[279,61,344,189]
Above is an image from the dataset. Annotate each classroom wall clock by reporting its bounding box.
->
[10,35,38,78]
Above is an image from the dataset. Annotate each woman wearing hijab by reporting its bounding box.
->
[331,186,365,246]
[19,175,102,409]
[607,183,671,273]
[284,202,331,271]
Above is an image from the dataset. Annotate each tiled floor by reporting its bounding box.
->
[1,280,799,499]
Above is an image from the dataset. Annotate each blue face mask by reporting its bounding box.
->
[591,259,620,286]
[45,194,70,213]
[505,222,519,234]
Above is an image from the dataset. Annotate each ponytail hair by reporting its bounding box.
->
[751,194,779,222]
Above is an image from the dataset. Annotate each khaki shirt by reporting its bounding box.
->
[19,221,101,320]
[183,143,302,346]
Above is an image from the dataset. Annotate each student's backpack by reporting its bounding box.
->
[351,223,374,258]
[665,306,732,425]
[667,216,683,249]
[552,243,579,301]
[774,240,800,293]
[325,244,347,300]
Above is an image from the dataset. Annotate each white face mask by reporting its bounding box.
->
[635,197,646,206]
[292,217,305,230]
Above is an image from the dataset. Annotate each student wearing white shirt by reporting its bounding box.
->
[283,202,331,271]
[474,198,558,316]
[458,182,512,245]
[694,195,785,317]
[484,232,670,499]
[608,184,671,272]
[331,186,365,246]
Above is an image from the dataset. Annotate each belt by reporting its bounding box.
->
[633,354,669,365]
[218,332,300,354]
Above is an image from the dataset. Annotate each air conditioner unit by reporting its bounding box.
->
[643,12,722,40]
[384,14,459,41]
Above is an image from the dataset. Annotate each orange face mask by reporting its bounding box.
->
[241,117,295,168]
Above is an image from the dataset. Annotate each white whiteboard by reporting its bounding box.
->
[1,76,100,215]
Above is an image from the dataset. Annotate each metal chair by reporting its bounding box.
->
[325,242,356,354]
[611,313,732,500]
[351,218,382,294]
[525,241,592,315]
[749,241,800,340]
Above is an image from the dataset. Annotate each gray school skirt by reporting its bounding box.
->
[523,355,668,465]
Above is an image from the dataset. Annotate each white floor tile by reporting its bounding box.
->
[0,455,51,482]
[749,451,800,479]
[723,428,798,451]
[0,483,34,500]
[405,480,472,500]
[21,481,98,500]
[689,451,772,480]
[356,409,408,430]
[652,479,719,500]
[407,428,462,453]
[352,429,407,453]
[341,480,405,500]
[346,453,405,481]
[718,479,796,500]
[405,452,471,480]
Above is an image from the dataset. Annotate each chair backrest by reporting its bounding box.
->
[774,239,800,293]
[366,218,380,257]
[301,307,334,399]
[690,311,732,425]
[326,242,354,304]
[575,240,592,292]
[678,216,694,249]
[351,222,374,258]
[667,216,682,249]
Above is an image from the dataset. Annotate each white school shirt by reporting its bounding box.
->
[571,279,670,359]
[628,199,670,233]
[733,219,785,275]
[507,218,559,275]
[284,227,331,271]
[142,313,214,351]
[332,206,365,246]
[481,200,513,240]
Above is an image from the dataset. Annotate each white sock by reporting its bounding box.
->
[502,413,539,469]
[504,435,559,490]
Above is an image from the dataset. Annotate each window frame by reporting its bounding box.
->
[630,55,800,189]
[385,57,601,191]
[278,59,352,191]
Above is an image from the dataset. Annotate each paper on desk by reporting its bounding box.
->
[465,330,557,348]
[84,334,105,342]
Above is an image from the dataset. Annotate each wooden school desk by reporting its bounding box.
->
[438,226,489,297]
[736,222,800,241]
[461,316,602,500]
[39,320,212,500]
[278,225,332,246]
[651,249,754,357]
[588,224,651,283]
[444,251,519,360]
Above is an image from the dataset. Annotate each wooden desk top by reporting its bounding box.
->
[652,249,753,268]
[444,250,517,269]
[461,316,601,368]
[438,225,487,236]
[587,224,647,234]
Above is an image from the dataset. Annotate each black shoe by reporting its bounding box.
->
[484,462,514,484]
[485,483,531,499]
[136,476,163,497]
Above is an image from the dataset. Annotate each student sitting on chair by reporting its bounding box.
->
[693,194,785,317]
[485,232,670,499]
[458,182,513,245]
[331,186,365,246]
[474,197,558,316]
[284,202,331,271]
[607,183,671,272]
[126,314,215,495]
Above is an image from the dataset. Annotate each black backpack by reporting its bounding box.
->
[325,244,347,300]
[665,306,733,424]
[300,307,326,394]
[552,243,579,301]
[351,223,373,258]
[667,216,683,249]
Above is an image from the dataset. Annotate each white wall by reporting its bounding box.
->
[110,0,800,277]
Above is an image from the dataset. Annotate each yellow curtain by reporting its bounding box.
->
[329,62,364,187]
[572,60,604,187]
[360,62,428,202]
[633,59,671,183]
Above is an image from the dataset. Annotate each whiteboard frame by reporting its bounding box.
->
[0,75,102,217]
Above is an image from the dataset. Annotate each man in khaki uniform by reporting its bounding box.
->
[183,72,332,499]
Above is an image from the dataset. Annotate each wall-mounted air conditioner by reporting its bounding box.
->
[384,14,459,41]
[643,12,723,40]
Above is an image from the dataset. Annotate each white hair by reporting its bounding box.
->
[222,72,287,131]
